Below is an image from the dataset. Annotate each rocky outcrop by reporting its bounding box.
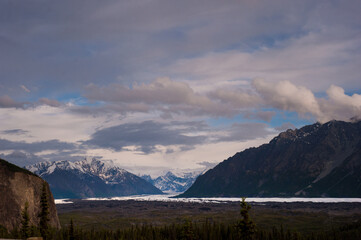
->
[0,158,60,230]
[180,120,361,197]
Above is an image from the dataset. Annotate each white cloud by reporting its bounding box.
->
[252,79,361,123]
[83,77,361,123]
[0,105,112,142]
[318,85,361,122]
[327,85,361,108]
[208,88,260,108]
[253,79,322,118]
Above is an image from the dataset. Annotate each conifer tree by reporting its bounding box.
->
[39,183,50,240]
[180,219,196,240]
[20,201,30,238]
[235,197,256,240]
[69,219,75,240]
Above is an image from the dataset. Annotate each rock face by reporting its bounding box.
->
[0,158,60,230]
[180,120,361,197]
[26,158,163,198]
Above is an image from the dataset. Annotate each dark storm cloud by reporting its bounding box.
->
[84,121,207,153]
[0,138,77,153]
[84,120,274,154]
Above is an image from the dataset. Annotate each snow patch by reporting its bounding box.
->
[55,199,73,204]
[83,195,361,203]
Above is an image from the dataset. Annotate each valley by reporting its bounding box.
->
[56,199,361,234]
[2,2,361,238]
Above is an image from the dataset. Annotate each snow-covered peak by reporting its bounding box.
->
[141,169,203,193]
[26,158,128,183]
[163,168,204,179]
[26,160,85,176]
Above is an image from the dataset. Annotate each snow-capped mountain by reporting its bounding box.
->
[26,158,163,198]
[142,170,203,193]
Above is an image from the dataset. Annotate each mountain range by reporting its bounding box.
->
[142,170,202,193]
[26,158,162,199]
[180,120,361,197]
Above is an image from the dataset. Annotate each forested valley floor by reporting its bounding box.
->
[1,200,361,239]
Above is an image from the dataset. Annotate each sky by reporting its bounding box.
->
[0,0,361,176]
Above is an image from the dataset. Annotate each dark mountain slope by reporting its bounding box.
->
[180,120,361,197]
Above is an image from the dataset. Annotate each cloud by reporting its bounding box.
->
[0,95,27,108]
[1,0,360,101]
[0,149,88,167]
[196,161,218,169]
[0,95,62,109]
[1,129,29,136]
[242,111,276,122]
[20,84,30,93]
[82,77,361,123]
[213,122,274,142]
[318,85,361,122]
[0,136,85,166]
[0,151,45,167]
[84,120,207,154]
[37,98,62,107]
[168,26,361,93]
[326,85,361,109]
[83,77,256,117]
[253,79,361,122]
[85,77,203,105]
[0,138,77,153]
[274,122,296,132]
[253,79,322,118]
[0,0,360,172]
[208,88,260,108]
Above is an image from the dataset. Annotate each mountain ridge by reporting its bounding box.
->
[26,158,163,198]
[142,170,202,193]
[180,120,361,197]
